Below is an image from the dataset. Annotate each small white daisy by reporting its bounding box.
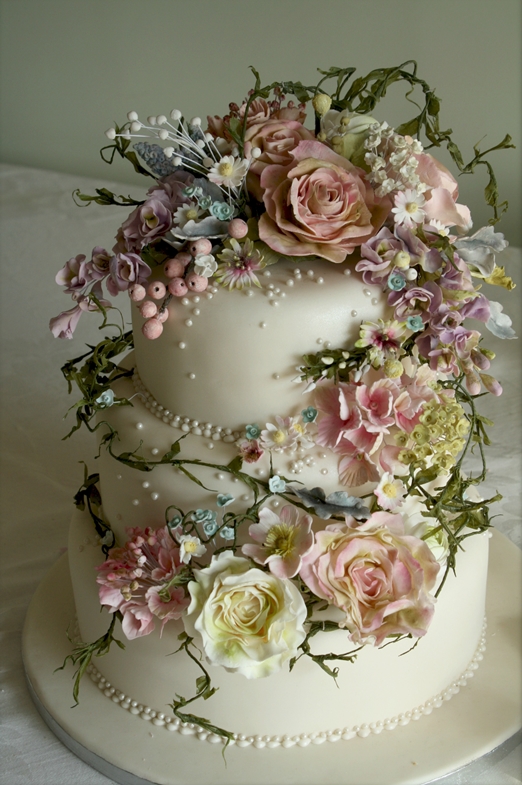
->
[208,155,249,189]
[391,189,426,228]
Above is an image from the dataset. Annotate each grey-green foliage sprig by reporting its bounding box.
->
[233,62,513,224]
[170,633,235,753]
[61,324,134,439]
[56,612,124,705]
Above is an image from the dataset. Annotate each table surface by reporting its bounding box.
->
[1,163,520,785]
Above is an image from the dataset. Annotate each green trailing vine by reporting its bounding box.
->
[169,633,235,751]
[56,612,124,705]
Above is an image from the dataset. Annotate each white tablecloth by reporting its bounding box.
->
[0,164,520,784]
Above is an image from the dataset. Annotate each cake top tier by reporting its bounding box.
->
[132,257,390,428]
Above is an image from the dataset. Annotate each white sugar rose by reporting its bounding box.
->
[184,551,307,678]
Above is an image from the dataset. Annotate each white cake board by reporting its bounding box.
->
[23,529,521,785]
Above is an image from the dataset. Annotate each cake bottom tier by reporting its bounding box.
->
[68,509,490,745]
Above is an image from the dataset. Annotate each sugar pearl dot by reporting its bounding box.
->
[151,448,159,455]
[136,422,144,430]
[178,342,186,349]
[142,481,150,489]
[307,269,315,278]
[286,278,294,286]
[245,289,254,297]
[317,277,324,284]
[117,475,122,480]
[371,297,379,305]
[363,288,371,297]
[324,341,331,348]
[263,270,272,278]
[207,443,214,449]
[260,322,267,329]
[188,373,196,380]
[181,297,190,306]
[217,473,225,480]
[344,268,351,276]
[132,499,139,506]
[273,373,280,379]
[185,319,193,327]
[206,292,213,300]
[321,468,328,475]
[270,299,279,306]
[351,309,358,317]
[151,492,159,501]
[317,338,323,345]
[193,308,200,316]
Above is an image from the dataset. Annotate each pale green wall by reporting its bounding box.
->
[1,0,520,244]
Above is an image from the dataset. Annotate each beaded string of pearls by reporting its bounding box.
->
[83,620,487,750]
[132,369,241,443]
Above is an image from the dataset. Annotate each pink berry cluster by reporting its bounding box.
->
[129,219,249,340]
[129,238,214,340]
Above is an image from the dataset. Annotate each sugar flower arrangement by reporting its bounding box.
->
[55,63,516,741]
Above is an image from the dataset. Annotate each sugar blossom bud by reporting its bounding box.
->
[312,93,332,117]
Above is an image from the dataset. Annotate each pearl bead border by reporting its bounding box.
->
[82,619,487,750]
[132,369,241,443]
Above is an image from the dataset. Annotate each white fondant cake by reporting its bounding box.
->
[47,64,515,758]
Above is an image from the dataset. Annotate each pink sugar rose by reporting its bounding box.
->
[300,513,440,645]
[414,152,472,231]
[244,119,315,200]
[258,140,391,263]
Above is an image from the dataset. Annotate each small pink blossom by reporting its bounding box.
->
[242,505,314,578]
[238,439,264,463]
[374,472,407,510]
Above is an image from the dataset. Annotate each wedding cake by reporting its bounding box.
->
[49,63,515,752]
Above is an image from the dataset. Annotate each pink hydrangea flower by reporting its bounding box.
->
[96,525,189,639]
[242,505,314,579]
[300,513,440,645]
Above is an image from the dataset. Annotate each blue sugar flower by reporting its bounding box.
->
[198,195,212,210]
[387,272,406,291]
[203,519,218,537]
[168,515,183,529]
[245,424,261,440]
[268,475,286,493]
[406,315,424,332]
[217,493,235,508]
[210,201,234,221]
[95,389,115,408]
[193,509,215,524]
[220,526,236,541]
[301,406,318,423]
